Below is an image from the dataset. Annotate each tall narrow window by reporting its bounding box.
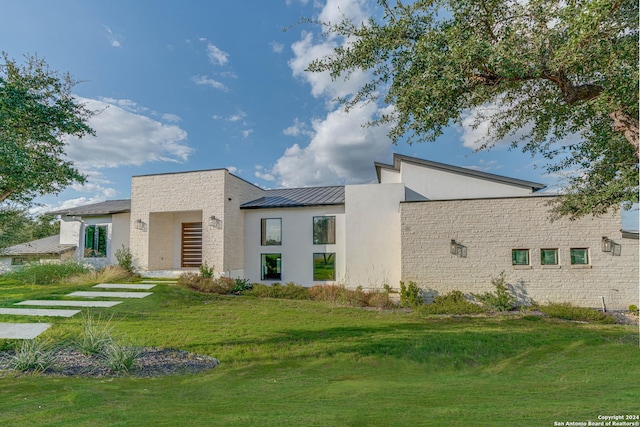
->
[84,225,107,257]
[511,249,529,266]
[261,218,282,246]
[541,249,559,265]
[570,248,589,265]
[261,254,281,280]
[313,253,335,281]
[313,216,336,244]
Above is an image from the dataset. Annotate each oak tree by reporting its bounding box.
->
[308,0,638,218]
[0,53,94,207]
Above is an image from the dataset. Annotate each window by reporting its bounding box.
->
[261,219,281,246]
[11,257,28,266]
[512,249,530,266]
[313,216,335,244]
[313,253,335,281]
[541,249,559,265]
[84,225,107,257]
[261,254,281,280]
[570,248,589,265]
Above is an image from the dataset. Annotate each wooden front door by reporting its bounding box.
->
[181,222,203,268]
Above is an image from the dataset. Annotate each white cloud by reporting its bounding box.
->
[162,113,182,123]
[206,43,229,66]
[228,111,247,122]
[192,75,228,91]
[270,102,393,187]
[242,129,254,138]
[64,97,192,169]
[104,25,122,48]
[283,118,314,137]
[255,165,276,181]
[270,41,284,53]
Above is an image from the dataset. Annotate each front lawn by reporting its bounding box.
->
[0,281,638,426]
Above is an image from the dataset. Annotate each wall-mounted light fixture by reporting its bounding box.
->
[209,215,223,229]
[601,236,621,256]
[134,219,147,231]
[450,239,467,258]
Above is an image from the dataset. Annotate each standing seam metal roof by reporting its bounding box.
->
[241,186,345,209]
[47,199,131,216]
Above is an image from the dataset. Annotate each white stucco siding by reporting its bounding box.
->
[379,168,401,183]
[401,197,639,310]
[111,213,130,259]
[243,205,345,285]
[344,183,405,290]
[59,217,81,246]
[400,162,535,200]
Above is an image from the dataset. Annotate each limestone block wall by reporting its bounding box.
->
[130,169,263,273]
[401,196,639,310]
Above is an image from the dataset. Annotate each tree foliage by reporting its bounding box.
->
[0,209,60,249]
[0,53,94,207]
[308,0,639,218]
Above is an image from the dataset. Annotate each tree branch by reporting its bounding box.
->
[610,110,640,159]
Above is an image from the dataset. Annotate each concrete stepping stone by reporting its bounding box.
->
[15,300,122,308]
[0,323,51,339]
[93,283,156,290]
[141,280,176,284]
[0,308,80,317]
[68,291,152,299]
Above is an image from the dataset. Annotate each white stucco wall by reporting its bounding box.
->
[344,183,405,290]
[243,205,345,285]
[400,162,535,200]
[59,216,81,246]
[401,196,639,310]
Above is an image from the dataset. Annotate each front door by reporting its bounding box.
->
[181,222,203,268]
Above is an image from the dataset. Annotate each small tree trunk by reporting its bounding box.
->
[610,110,639,159]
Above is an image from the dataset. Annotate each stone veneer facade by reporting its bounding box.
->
[130,169,263,273]
[401,196,639,310]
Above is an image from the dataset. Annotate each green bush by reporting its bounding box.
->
[115,245,135,273]
[245,283,311,300]
[104,340,140,373]
[419,290,486,315]
[629,304,639,313]
[2,260,90,285]
[199,262,214,279]
[233,278,253,294]
[76,311,115,356]
[399,281,423,308]
[472,272,516,312]
[538,302,616,324]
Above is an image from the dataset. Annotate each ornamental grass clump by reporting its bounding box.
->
[9,339,55,374]
[538,302,616,324]
[104,340,141,373]
[419,290,486,315]
[3,260,90,285]
[76,311,115,356]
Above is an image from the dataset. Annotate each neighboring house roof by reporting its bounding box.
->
[0,235,76,256]
[48,199,131,216]
[374,153,546,192]
[622,230,639,239]
[241,186,345,209]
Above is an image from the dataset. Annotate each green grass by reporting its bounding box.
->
[0,280,638,426]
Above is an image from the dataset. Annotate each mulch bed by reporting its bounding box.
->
[0,347,220,378]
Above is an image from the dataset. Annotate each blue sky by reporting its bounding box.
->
[2,0,637,229]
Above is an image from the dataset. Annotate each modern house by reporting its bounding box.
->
[2,154,637,309]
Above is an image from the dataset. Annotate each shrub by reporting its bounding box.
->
[66,265,133,286]
[399,281,423,308]
[76,311,115,356]
[419,291,486,315]
[115,245,135,273]
[233,278,253,294]
[9,339,55,373]
[3,260,90,285]
[538,302,616,324]
[245,283,311,300]
[629,304,639,313]
[363,290,396,309]
[199,262,214,279]
[472,272,516,312]
[309,284,396,308]
[209,277,236,294]
[104,340,140,373]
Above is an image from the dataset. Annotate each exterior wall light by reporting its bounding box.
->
[450,239,467,258]
[134,219,147,231]
[209,215,223,229]
[601,236,621,256]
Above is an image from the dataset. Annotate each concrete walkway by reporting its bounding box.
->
[0,308,80,317]
[0,280,161,340]
[0,323,51,339]
[68,291,152,299]
[94,283,156,290]
[16,300,122,308]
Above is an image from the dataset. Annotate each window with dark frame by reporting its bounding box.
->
[261,253,282,280]
[313,253,335,281]
[84,225,107,258]
[261,218,282,246]
[313,216,335,244]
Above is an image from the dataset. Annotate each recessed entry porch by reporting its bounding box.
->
[147,210,204,271]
